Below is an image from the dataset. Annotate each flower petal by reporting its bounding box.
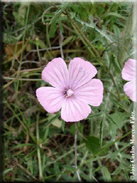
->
[122,59,136,81]
[74,79,103,106]
[36,87,64,113]
[68,57,97,90]
[61,97,91,122]
[123,80,136,102]
[42,58,69,89]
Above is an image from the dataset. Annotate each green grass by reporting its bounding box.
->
[3,2,134,181]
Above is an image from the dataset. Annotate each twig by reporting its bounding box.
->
[36,114,44,181]
[21,60,39,65]
[41,5,55,25]
[3,76,42,81]
[45,143,85,167]
[23,46,61,60]
[59,29,64,59]
[16,161,38,181]
[3,76,42,90]
[74,123,81,182]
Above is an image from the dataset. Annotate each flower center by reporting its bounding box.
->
[65,89,74,98]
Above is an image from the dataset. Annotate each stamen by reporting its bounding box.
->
[66,89,74,98]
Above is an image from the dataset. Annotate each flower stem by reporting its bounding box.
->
[59,29,64,59]
[75,123,81,181]
[36,114,44,181]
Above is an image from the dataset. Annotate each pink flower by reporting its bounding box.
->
[36,57,104,122]
[122,59,136,102]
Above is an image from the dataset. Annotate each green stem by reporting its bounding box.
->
[36,43,41,61]
[74,123,81,181]
[36,114,43,181]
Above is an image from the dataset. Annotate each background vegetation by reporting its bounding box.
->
[3,1,135,181]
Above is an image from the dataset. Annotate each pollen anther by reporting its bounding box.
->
[66,89,74,98]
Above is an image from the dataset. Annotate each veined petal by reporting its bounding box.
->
[123,80,136,102]
[61,97,91,122]
[68,57,97,90]
[74,79,103,106]
[122,59,136,81]
[36,87,64,113]
[42,58,69,89]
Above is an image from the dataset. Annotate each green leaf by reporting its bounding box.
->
[12,143,34,149]
[58,19,64,33]
[3,168,13,175]
[46,113,60,127]
[70,124,75,134]
[35,38,46,49]
[61,121,65,132]
[99,142,109,156]
[105,12,126,20]
[75,15,114,43]
[62,36,74,46]
[111,54,122,73]
[49,21,57,38]
[70,123,83,135]
[84,136,100,155]
[63,165,76,172]
[107,112,129,138]
[50,2,69,25]
[109,112,129,128]
[51,118,62,128]
[48,113,62,128]
[113,25,120,36]
[102,166,112,181]
[49,2,68,38]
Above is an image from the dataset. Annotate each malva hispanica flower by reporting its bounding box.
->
[36,57,104,122]
[122,58,136,102]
